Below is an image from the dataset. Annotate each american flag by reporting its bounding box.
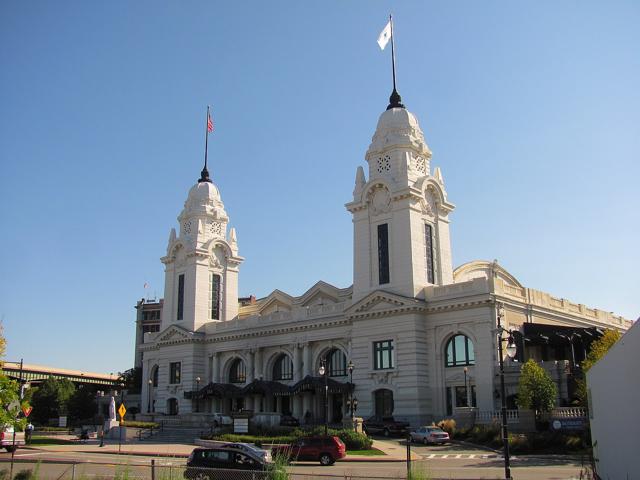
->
[207,112,214,132]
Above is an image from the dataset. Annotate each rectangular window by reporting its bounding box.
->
[425,224,435,284]
[176,274,185,320]
[373,340,394,370]
[169,362,181,384]
[377,224,390,285]
[211,274,221,320]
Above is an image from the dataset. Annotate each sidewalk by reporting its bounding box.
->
[28,437,420,462]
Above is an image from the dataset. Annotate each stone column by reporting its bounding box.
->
[303,343,311,377]
[248,350,255,382]
[212,353,220,383]
[255,348,263,380]
[293,344,301,381]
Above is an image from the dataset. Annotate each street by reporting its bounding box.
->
[0,444,588,480]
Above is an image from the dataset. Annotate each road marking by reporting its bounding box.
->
[427,454,436,458]
[441,454,448,458]
[469,454,476,458]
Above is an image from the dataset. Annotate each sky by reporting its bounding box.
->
[1,1,638,374]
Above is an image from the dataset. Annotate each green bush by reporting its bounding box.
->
[120,421,159,429]
[436,419,456,436]
[0,469,8,480]
[13,470,35,480]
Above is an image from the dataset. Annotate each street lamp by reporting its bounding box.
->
[195,376,201,413]
[347,360,355,421]
[496,302,517,480]
[318,359,329,435]
[147,379,153,413]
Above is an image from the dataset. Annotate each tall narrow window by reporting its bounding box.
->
[377,223,390,285]
[176,274,185,320]
[211,274,221,320]
[425,224,435,284]
[373,340,394,370]
[169,362,181,384]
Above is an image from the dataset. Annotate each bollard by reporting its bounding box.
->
[151,459,156,480]
[72,463,76,480]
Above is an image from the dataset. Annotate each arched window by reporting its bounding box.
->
[229,358,246,384]
[445,334,475,367]
[273,354,293,381]
[151,365,159,387]
[326,348,347,377]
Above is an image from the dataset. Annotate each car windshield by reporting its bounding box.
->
[427,427,445,433]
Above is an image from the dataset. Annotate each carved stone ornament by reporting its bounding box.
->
[209,246,226,269]
[414,155,427,175]
[421,190,436,217]
[209,221,223,237]
[369,187,391,216]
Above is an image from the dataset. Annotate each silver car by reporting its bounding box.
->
[220,442,272,463]
[410,426,450,445]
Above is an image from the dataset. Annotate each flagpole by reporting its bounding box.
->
[390,14,397,92]
[204,105,210,171]
[200,105,211,183]
[386,15,405,110]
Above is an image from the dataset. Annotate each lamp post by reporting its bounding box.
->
[318,359,329,435]
[496,303,517,480]
[352,397,359,432]
[347,360,354,420]
[195,376,201,413]
[147,379,153,413]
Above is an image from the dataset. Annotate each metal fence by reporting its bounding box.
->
[0,460,411,480]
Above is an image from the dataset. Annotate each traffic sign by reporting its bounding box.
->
[118,403,126,419]
[22,406,32,417]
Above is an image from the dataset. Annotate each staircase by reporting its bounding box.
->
[138,425,208,445]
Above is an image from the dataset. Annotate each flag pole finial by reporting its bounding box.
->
[386,15,405,110]
[199,105,213,183]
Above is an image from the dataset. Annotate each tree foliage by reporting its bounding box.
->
[30,377,75,425]
[67,386,98,422]
[581,329,621,372]
[0,322,6,363]
[119,367,142,394]
[576,329,621,406]
[516,359,557,412]
[0,327,30,429]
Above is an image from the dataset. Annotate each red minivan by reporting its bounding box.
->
[271,436,346,466]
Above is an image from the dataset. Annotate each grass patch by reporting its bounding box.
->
[29,436,77,445]
[347,448,386,456]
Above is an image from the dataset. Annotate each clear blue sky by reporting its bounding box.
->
[1,1,638,374]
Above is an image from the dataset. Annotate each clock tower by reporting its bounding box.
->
[346,98,455,302]
[160,168,243,332]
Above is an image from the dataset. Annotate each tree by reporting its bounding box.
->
[119,367,142,394]
[0,322,6,363]
[67,386,97,423]
[576,329,621,405]
[0,325,29,429]
[30,377,75,425]
[516,359,557,413]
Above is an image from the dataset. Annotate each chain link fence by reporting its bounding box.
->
[0,460,411,480]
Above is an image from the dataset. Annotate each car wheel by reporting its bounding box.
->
[423,438,429,445]
[194,473,210,480]
[5,446,16,453]
[319,453,334,466]
[383,428,390,437]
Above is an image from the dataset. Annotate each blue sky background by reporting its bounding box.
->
[1,1,638,374]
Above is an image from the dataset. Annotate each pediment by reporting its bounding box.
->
[347,291,425,316]
[298,281,342,307]
[258,290,294,315]
[157,325,192,343]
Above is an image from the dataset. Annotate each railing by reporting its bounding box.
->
[548,407,588,418]
[475,409,520,424]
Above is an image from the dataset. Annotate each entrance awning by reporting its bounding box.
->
[242,379,291,396]
[290,375,354,395]
[185,382,243,400]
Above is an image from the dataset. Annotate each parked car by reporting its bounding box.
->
[1,427,25,453]
[279,415,300,427]
[270,435,346,466]
[184,447,270,480]
[210,413,232,428]
[363,416,410,437]
[220,442,272,463]
[410,426,450,445]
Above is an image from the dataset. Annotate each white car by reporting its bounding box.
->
[410,426,450,445]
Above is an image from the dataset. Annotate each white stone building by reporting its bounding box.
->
[139,92,632,426]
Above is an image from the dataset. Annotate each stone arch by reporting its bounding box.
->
[372,388,395,418]
[221,353,248,382]
[314,343,349,378]
[166,397,179,416]
[269,351,294,381]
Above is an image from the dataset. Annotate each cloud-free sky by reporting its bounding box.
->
[1,1,638,374]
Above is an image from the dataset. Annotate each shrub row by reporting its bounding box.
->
[205,427,372,451]
[120,421,159,429]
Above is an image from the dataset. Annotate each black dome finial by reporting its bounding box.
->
[387,88,405,110]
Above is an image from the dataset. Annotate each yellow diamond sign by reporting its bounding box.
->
[118,403,126,420]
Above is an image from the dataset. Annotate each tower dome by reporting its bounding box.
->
[367,107,430,158]
[182,180,227,219]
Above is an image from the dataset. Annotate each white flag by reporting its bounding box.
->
[377,20,392,50]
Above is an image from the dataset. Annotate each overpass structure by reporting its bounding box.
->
[1,361,119,387]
